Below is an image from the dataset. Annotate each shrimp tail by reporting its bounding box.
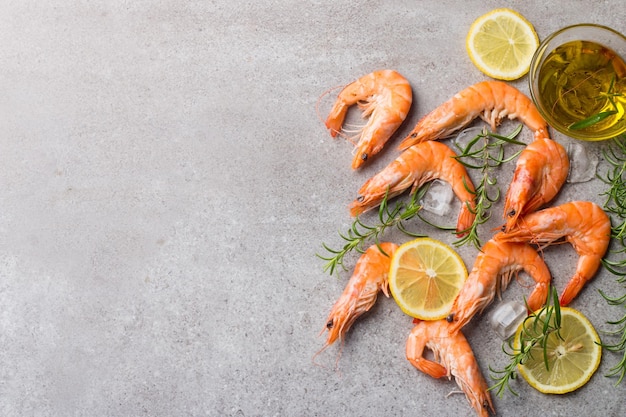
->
[559,272,587,306]
[405,322,449,378]
[325,102,349,137]
[526,279,550,312]
[457,201,477,238]
[409,357,449,379]
[559,253,603,306]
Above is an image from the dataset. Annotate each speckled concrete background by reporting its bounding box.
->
[1,1,625,416]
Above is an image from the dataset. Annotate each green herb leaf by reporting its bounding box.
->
[568,110,617,130]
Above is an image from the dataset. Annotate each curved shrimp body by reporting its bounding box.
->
[349,141,476,236]
[495,201,611,306]
[406,320,495,417]
[325,70,412,169]
[398,80,548,150]
[447,239,551,334]
[317,243,398,354]
[503,137,570,232]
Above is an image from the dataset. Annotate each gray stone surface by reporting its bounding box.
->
[1,1,625,416]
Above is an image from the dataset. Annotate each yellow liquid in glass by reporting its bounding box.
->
[538,40,626,137]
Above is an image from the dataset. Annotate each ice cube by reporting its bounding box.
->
[454,126,486,153]
[420,180,454,216]
[490,301,527,339]
[567,142,599,183]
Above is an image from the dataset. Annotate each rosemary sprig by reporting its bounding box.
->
[599,288,626,385]
[600,135,626,244]
[568,75,623,131]
[452,125,525,249]
[488,287,562,397]
[599,135,626,281]
[317,186,427,275]
[599,134,626,385]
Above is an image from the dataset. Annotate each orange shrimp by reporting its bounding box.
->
[446,239,551,334]
[349,141,476,237]
[324,70,413,169]
[406,319,495,417]
[494,201,611,306]
[398,80,548,150]
[316,243,398,357]
[502,136,570,232]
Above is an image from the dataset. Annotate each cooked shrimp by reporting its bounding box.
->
[446,239,551,334]
[324,70,413,169]
[316,243,398,357]
[502,136,570,232]
[398,80,548,150]
[494,201,611,306]
[349,141,476,237]
[407,319,495,417]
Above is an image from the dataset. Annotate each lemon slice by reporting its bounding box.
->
[466,8,539,80]
[388,238,467,320]
[514,307,602,394]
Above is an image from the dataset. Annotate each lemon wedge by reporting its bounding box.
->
[514,307,602,394]
[466,8,539,80]
[388,238,467,320]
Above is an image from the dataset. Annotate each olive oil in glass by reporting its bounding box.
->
[537,40,626,138]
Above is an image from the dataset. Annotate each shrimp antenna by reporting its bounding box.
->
[312,333,345,374]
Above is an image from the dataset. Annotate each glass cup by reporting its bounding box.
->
[529,24,626,141]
